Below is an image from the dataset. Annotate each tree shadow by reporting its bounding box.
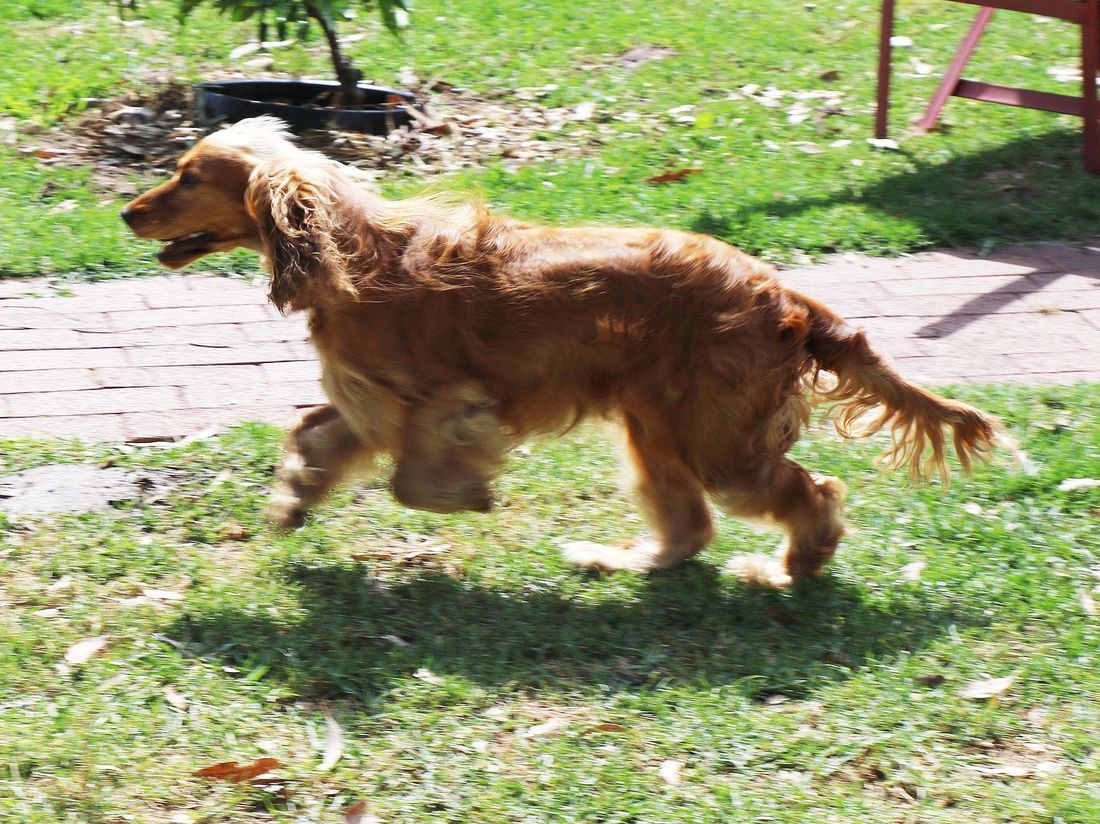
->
[694,130,1100,253]
[168,560,983,702]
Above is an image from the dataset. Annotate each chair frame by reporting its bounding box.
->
[876,0,1100,173]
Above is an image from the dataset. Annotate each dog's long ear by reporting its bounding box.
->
[245,161,358,313]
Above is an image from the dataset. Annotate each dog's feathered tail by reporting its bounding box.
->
[792,291,998,482]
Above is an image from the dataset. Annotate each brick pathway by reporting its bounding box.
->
[1,242,1098,442]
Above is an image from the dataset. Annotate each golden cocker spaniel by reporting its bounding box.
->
[122,117,996,587]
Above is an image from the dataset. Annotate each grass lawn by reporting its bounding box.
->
[4,0,1100,278]
[0,384,1097,822]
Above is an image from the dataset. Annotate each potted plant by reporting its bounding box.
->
[177,0,419,134]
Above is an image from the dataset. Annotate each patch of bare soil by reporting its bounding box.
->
[0,464,181,516]
[29,75,608,195]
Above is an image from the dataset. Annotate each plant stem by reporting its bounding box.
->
[303,1,363,107]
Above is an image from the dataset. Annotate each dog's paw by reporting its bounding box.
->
[264,493,306,530]
[561,539,662,573]
[724,554,794,589]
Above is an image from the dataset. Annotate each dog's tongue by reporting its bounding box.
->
[157,233,215,264]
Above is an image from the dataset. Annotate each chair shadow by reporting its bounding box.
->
[693,129,1100,339]
[695,131,1100,253]
[168,560,983,702]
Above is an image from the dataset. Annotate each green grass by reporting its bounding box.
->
[3,0,1100,278]
[1,384,1097,822]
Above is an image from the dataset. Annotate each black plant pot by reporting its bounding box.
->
[196,79,418,135]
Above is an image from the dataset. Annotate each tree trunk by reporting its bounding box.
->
[304,2,363,108]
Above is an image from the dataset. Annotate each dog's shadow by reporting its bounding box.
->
[168,560,981,701]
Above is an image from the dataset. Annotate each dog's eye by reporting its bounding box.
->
[178,172,200,187]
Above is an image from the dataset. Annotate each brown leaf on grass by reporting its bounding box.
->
[345,799,383,824]
[319,707,344,772]
[646,168,702,185]
[960,675,1015,700]
[64,635,109,665]
[164,685,188,711]
[583,723,627,734]
[220,523,251,541]
[194,757,280,782]
[914,673,946,687]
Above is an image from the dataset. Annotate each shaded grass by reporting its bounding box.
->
[3,1,1100,278]
[0,384,1097,821]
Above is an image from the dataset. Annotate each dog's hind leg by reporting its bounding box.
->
[562,416,714,572]
[266,404,375,529]
[711,459,847,588]
[391,384,510,514]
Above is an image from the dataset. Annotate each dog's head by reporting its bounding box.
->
[120,117,297,270]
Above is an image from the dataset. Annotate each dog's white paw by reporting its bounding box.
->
[561,539,662,572]
[264,492,306,530]
[724,554,793,589]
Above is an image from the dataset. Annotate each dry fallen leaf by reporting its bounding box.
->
[413,667,443,685]
[164,685,188,712]
[583,723,627,734]
[522,717,570,738]
[345,799,383,824]
[659,759,684,785]
[193,757,280,782]
[142,588,184,602]
[1058,477,1099,492]
[900,559,926,582]
[1080,588,1097,617]
[960,675,1015,700]
[646,168,702,185]
[64,635,109,665]
[319,707,344,772]
[915,673,946,687]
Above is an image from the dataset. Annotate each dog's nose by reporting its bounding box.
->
[119,206,137,225]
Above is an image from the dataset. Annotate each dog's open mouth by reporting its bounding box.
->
[156,232,218,265]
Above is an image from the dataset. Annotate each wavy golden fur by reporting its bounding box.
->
[122,117,998,587]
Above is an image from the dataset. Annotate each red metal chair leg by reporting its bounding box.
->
[916,6,996,132]
[1082,0,1100,173]
[875,0,896,138]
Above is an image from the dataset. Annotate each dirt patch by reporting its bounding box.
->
[28,75,607,194]
[0,464,178,516]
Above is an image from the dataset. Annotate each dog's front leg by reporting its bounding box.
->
[266,404,375,529]
[391,384,509,514]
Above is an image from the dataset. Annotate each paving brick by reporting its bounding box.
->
[3,386,184,417]
[143,276,267,308]
[0,306,111,330]
[122,405,300,440]
[94,363,265,388]
[0,414,129,442]
[181,379,326,409]
[1081,308,1100,330]
[106,303,277,331]
[259,359,322,383]
[1010,351,1100,374]
[95,323,257,348]
[881,274,1035,297]
[1014,290,1100,313]
[893,251,1046,278]
[126,341,297,367]
[2,347,131,371]
[0,328,89,350]
[3,294,151,313]
[0,368,99,394]
[241,319,311,343]
[892,354,1020,381]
